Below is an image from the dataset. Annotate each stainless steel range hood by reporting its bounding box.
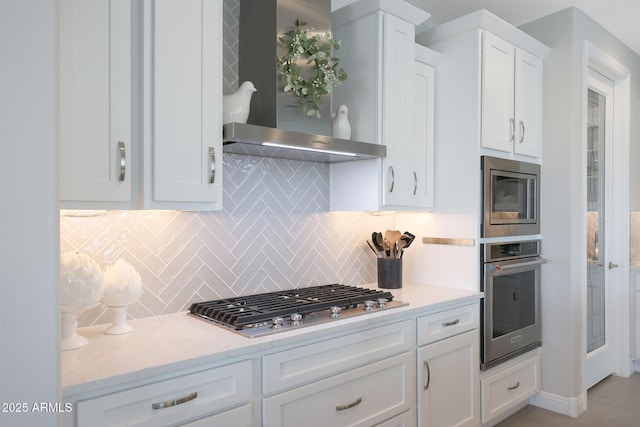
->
[222,0,386,163]
[223,123,386,163]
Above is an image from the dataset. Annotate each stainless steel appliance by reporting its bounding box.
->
[481,240,544,370]
[189,284,407,338]
[482,156,540,238]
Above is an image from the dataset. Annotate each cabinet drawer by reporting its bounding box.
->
[417,303,479,346]
[375,409,415,427]
[263,319,414,394]
[263,352,415,427]
[77,360,253,426]
[481,353,540,423]
[180,403,253,427]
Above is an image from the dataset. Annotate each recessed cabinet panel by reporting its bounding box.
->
[514,49,543,157]
[418,330,479,427]
[150,0,222,207]
[59,0,133,207]
[482,32,516,154]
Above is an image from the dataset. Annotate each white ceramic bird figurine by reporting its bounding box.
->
[331,104,351,139]
[223,81,257,124]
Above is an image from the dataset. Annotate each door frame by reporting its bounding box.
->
[581,41,631,394]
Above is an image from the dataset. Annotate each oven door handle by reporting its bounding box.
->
[495,259,547,270]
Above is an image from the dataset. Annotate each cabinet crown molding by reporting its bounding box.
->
[333,0,430,28]
[417,9,551,59]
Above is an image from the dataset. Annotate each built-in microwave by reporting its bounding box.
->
[481,156,540,238]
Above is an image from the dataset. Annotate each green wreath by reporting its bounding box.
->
[277,19,347,118]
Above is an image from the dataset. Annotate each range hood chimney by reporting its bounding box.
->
[223,0,386,163]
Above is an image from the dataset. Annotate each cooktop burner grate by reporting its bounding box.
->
[189,284,398,332]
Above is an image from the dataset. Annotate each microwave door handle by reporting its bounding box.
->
[529,178,537,220]
[496,259,548,270]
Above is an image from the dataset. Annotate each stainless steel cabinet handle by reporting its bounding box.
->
[152,392,197,410]
[209,147,216,184]
[423,360,431,390]
[118,141,126,182]
[336,397,362,411]
[388,166,395,193]
[609,261,619,269]
[519,120,525,143]
[507,382,520,391]
[413,171,417,195]
[442,318,460,327]
[510,118,515,142]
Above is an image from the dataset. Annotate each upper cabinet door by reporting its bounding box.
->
[514,49,543,157]
[381,13,416,207]
[412,54,437,210]
[59,0,133,208]
[147,0,222,209]
[481,32,516,153]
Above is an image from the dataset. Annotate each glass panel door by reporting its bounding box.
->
[586,88,605,354]
[586,69,614,389]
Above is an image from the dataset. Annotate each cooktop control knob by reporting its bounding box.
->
[329,306,341,319]
[377,298,388,309]
[364,300,375,311]
[272,317,284,329]
[290,313,302,326]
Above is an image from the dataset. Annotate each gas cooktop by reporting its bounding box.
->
[189,284,408,338]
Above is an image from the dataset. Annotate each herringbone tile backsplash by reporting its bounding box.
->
[62,154,394,327]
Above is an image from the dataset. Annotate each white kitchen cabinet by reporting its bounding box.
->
[412,46,440,210]
[482,32,543,157]
[59,0,223,210]
[330,1,433,211]
[263,352,416,427]
[76,360,254,426]
[417,304,480,427]
[59,0,134,209]
[142,0,223,210]
[262,319,416,426]
[263,319,414,394]
[479,350,540,424]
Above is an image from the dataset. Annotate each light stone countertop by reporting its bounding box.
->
[61,282,483,398]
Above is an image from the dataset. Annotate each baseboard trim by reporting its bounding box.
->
[528,390,586,418]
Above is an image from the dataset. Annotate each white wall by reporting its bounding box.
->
[0,1,60,426]
[520,6,640,415]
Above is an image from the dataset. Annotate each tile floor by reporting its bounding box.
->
[497,373,640,426]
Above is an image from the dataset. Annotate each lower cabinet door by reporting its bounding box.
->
[263,352,415,427]
[418,330,479,427]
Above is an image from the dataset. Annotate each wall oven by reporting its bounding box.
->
[482,156,540,238]
[481,239,544,370]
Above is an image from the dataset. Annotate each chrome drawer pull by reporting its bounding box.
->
[423,360,431,390]
[442,318,460,327]
[336,397,362,411]
[413,171,417,195]
[519,120,525,143]
[507,382,520,391]
[388,166,395,193]
[152,391,197,410]
[118,141,126,182]
[509,118,515,142]
[209,147,216,184]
